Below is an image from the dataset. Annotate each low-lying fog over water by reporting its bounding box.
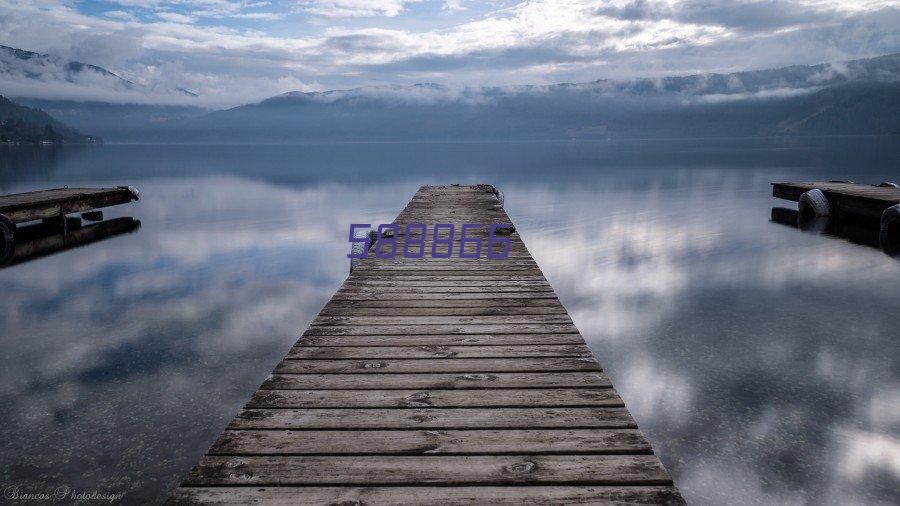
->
[1,138,898,504]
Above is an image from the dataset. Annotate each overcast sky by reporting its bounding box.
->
[1,1,899,106]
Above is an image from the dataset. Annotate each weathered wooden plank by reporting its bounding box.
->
[181,455,671,486]
[286,344,592,359]
[374,244,525,250]
[336,277,549,284]
[273,357,600,374]
[370,256,533,261]
[346,270,544,277]
[354,265,542,271]
[364,255,536,260]
[395,211,513,215]
[397,207,509,211]
[0,187,138,223]
[261,371,612,390]
[246,388,623,408]
[312,315,573,325]
[383,236,521,239]
[340,280,551,287]
[374,235,523,240]
[373,239,527,244]
[371,242,526,248]
[772,180,900,204]
[322,298,560,308]
[349,271,545,278]
[340,278,553,293]
[388,228,522,233]
[209,429,651,455]
[367,249,532,255]
[335,286,554,294]
[365,255,532,260]
[373,236,524,241]
[297,333,587,346]
[169,485,685,505]
[365,242,529,247]
[228,407,635,430]
[330,294,561,302]
[302,323,579,335]
[318,306,568,316]
[368,251,532,256]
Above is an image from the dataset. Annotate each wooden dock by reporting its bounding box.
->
[772,181,900,219]
[0,186,139,224]
[0,186,140,265]
[169,184,683,504]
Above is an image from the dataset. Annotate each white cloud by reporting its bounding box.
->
[156,11,197,23]
[229,11,285,20]
[691,85,824,103]
[104,10,138,21]
[297,0,423,18]
[442,0,465,11]
[109,0,283,19]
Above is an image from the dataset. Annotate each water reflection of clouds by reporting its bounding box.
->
[2,141,899,503]
[508,180,723,337]
[0,176,408,502]
[504,179,900,504]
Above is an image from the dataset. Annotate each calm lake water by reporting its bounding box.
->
[1,139,898,504]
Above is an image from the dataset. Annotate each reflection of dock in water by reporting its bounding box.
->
[771,180,900,256]
[0,186,141,267]
[1,217,141,268]
[770,207,890,254]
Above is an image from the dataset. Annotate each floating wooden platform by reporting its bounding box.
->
[0,186,139,224]
[0,186,141,266]
[169,184,683,505]
[771,181,900,219]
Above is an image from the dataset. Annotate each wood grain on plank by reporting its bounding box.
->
[261,371,613,390]
[181,455,671,486]
[311,314,573,325]
[302,323,579,335]
[209,429,651,455]
[340,280,551,286]
[169,485,685,505]
[335,286,554,294]
[345,270,544,277]
[285,344,593,359]
[322,298,560,307]
[273,357,600,374]
[246,388,623,408]
[318,306,568,316]
[296,333,588,346]
[228,407,636,430]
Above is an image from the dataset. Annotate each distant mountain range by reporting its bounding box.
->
[0,95,95,144]
[1,44,898,142]
[0,45,197,98]
[0,45,135,90]
[188,53,900,142]
[0,45,202,142]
